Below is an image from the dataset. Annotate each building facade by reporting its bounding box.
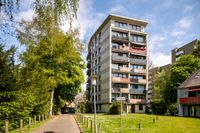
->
[171,39,197,63]
[86,14,148,113]
[178,70,200,117]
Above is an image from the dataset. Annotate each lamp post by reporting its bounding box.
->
[91,75,97,133]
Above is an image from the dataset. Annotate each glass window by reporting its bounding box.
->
[139,105,143,111]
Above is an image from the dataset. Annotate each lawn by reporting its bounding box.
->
[75,113,200,133]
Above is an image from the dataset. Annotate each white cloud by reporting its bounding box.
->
[177,17,193,29]
[171,29,185,37]
[149,34,166,50]
[150,52,171,67]
[171,40,183,46]
[110,4,128,15]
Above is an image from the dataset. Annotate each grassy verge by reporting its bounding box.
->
[10,117,53,133]
[76,113,200,133]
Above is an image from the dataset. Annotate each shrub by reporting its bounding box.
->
[151,99,167,115]
[168,103,177,116]
[109,102,121,115]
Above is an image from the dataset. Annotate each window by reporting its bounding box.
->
[129,24,141,31]
[113,83,128,89]
[130,35,145,43]
[130,75,145,79]
[99,95,101,101]
[139,105,143,111]
[112,31,128,39]
[115,21,127,29]
[98,85,101,91]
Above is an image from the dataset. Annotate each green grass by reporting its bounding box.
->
[76,113,200,133]
[10,117,53,133]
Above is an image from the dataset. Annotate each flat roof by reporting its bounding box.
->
[88,14,148,47]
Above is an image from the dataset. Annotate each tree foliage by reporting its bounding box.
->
[193,40,200,58]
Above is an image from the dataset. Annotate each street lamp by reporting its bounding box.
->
[91,75,97,133]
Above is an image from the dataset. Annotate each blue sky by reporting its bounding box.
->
[1,0,200,89]
[76,0,200,66]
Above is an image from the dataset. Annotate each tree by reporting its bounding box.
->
[152,69,170,100]
[109,102,121,115]
[193,40,200,58]
[165,55,200,104]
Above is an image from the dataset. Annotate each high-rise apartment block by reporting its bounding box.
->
[86,14,148,113]
[171,39,197,63]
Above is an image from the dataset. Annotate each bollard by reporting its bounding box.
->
[87,118,89,128]
[156,116,158,120]
[98,123,101,133]
[138,121,142,130]
[34,115,36,125]
[20,119,23,133]
[5,121,8,133]
[29,117,31,128]
[153,117,155,123]
[90,120,93,132]
[39,115,41,122]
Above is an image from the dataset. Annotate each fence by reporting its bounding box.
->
[1,114,50,133]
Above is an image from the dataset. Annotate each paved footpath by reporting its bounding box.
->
[33,114,81,133]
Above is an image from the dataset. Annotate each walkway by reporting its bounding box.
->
[33,114,81,133]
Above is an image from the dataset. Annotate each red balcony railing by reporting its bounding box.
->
[130,48,146,55]
[179,97,200,104]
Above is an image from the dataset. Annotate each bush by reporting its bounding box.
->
[109,102,121,115]
[168,103,177,116]
[151,99,167,115]
[145,106,152,114]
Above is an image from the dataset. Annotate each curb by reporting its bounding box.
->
[74,114,84,133]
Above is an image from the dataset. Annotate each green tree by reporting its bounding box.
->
[165,55,200,104]
[152,69,170,100]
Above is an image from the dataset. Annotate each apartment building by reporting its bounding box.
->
[86,14,148,113]
[171,39,198,63]
[178,70,200,117]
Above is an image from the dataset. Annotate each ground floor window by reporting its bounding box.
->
[139,104,143,111]
[183,105,200,117]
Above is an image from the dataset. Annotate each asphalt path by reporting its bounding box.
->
[33,114,81,133]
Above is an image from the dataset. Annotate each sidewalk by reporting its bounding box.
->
[32,114,81,133]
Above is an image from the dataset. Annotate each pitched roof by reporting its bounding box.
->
[179,70,200,89]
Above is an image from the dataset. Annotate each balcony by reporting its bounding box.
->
[112,67,130,73]
[130,48,147,55]
[129,99,146,104]
[112,77,129,83]
[112,45,129,52]
[131,69,146,74]
[112,55,129,62]
[130,40,146,46]
[179,97,200,104]
[130,58,146,65]
[112,35,128,42]
[130,78,146,84]
[129,89,145,94]
[112,88,129,93]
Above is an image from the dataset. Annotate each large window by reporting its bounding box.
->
[130,84,145,90]
[112,73,128,78]
[130,75,145,79]
[130,65,145,70]
[115,21,128,29]
[129,24,141,31]
[113,83,128,89]
[112,31,128,39]
[130,34,145,43]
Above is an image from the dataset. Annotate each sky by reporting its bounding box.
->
[1,0,200,90]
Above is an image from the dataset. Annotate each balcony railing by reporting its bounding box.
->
[112,77,129,83]
[130,40,146,46]
[112,67,130,73]
[129,99,146,104]
[112,55,129,62]
[130,58,146,65]
[130,78,146,84]
[112,88,129,93]
[179,96,200,104]
[129,89,145,94]
[112,46,129,52]
[130,48,147,55]
[131,69,146,74]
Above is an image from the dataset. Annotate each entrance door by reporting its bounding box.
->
[131,105,135,113]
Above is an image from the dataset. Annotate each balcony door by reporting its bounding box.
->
[131,105,135,113]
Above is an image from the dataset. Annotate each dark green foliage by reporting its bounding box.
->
[151,99,167,115]
[109,102,121,115]
[167,103,177,116]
